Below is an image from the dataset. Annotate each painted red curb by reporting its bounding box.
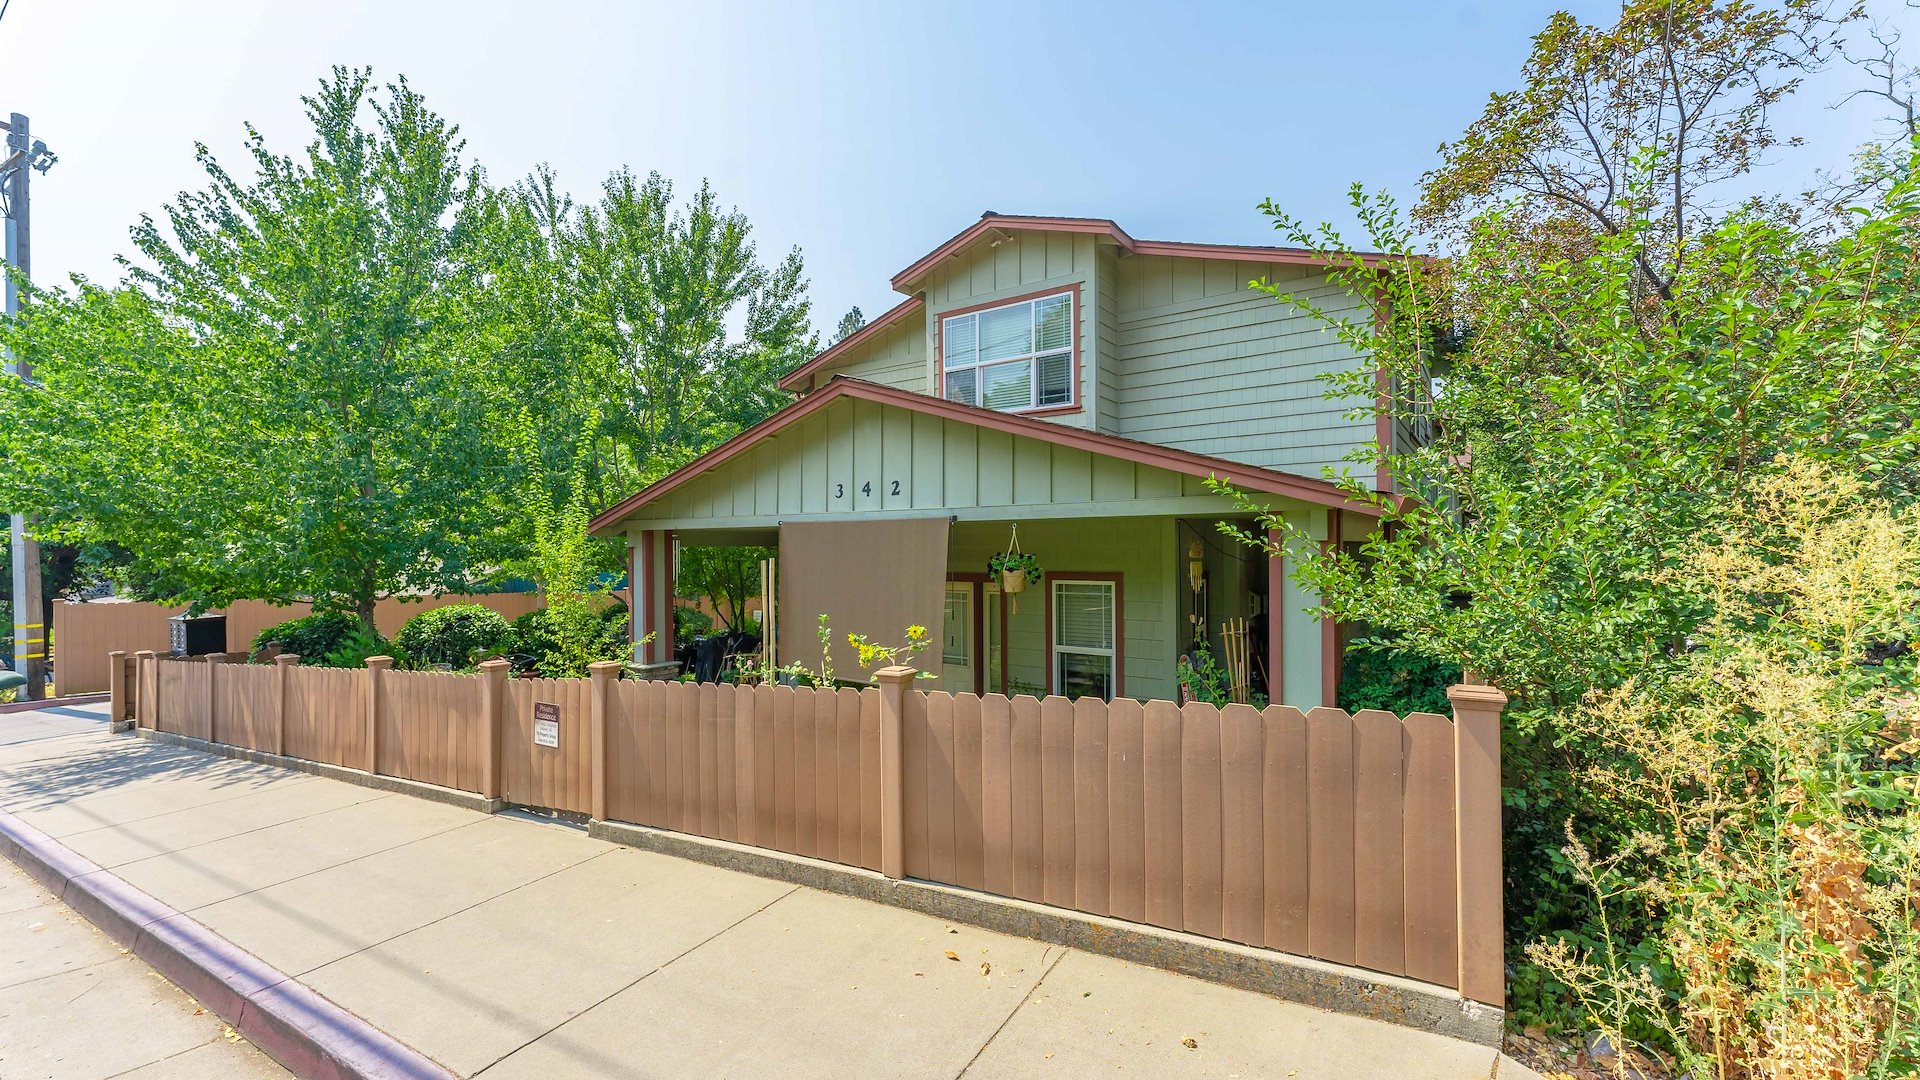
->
[0,808,457,1080]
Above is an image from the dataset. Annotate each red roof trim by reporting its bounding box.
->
[588,377,1382,533]
[889,214,1392,292]
[775,296,925,392]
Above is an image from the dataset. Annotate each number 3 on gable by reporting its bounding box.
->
[835,482,845,499]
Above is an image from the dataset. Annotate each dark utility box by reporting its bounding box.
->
[167,613,227,657]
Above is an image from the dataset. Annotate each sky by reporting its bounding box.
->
[0,0,1911,337]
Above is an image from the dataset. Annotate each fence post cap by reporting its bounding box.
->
[364,655,395,670]
[273,653,301,666]
[872,665,918,685]
[1446,683,1508,710]
[478,658,512,673]
[133,650,156,659]
[587,660,625,677]
[108,649,127,658]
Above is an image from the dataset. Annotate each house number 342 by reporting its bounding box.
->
[834,481,902,498]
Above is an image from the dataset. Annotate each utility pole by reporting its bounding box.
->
[2,112,54,699]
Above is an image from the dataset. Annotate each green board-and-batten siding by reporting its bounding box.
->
[815,308,927,393]
[1107,257,1376,478]
[618,395,1320,530]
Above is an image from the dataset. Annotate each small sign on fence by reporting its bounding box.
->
[533,702,560,748]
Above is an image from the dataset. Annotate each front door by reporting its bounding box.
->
[941,582,975,695]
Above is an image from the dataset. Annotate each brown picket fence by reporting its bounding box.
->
[116,652,1504,1005]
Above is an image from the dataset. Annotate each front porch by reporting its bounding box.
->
[594,378,1376,711]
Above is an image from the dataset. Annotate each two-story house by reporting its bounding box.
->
[588,214,1392,710]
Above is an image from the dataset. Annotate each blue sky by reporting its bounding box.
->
[0,1,1908,335]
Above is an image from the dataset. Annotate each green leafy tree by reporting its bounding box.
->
[1214,152,1920,1053]
[1418,0,1854,302]
[831,305,866,344]
[563,170,816,483]
[0,69,518,631]
[674,546,773,631]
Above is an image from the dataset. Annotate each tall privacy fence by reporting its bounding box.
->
[110,650,1505,1006]
[55,593,546,695]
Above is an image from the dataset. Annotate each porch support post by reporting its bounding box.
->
[1266,527,1284,707]
[633,529,675,665]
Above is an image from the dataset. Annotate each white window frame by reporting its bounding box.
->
[940,289,1075,413]
[1051,578,1117,701]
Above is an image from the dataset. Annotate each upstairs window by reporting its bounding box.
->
[941,291,1074,412]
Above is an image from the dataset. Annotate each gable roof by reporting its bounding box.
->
[776,295,922,393]
[588,376,1381,534]
[889,213,1395,292]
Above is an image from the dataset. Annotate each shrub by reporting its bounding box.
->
[506,602,627,678]
[675,604,712,645]
[252,611,358,662]
[1336,643,1460,717]
[391,604,513,670]
[319,624,390,669]
[507,608,560,669]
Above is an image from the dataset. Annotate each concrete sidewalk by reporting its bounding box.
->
[0,705,1526,1079]
[1,863,290,1078]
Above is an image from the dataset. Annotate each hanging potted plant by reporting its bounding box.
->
[987,525,1041,611]
[988,549,1042,595]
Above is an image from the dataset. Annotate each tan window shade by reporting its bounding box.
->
[777,517,951,684]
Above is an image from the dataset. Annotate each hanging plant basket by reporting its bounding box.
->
[987,526,1042,609]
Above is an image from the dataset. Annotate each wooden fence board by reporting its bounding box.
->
[1142,699,1183,931]
[925,690,957,885]
[1306,706,1358,966]
[1180,701,1225,939]
[859,687,881,871]
[1009,695,1045,904]
[837,687,862,867]
[1220,702,1266,948]
[1106,697,1146,924]
[733,685,756,847]
[814,688,839,858]
[753,686,778,847]
[1040,696,1077,909]
[1401,712,1459,987]
[698,683,720,838]
[1072,695,1110,917]
[1262,706,1310,954]
[980,694,1015,897]
[716,685,739,843]
[792,686,817,858]
[1353,709,1408,976]
[951,692,986,891]
[772,685,795,853]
